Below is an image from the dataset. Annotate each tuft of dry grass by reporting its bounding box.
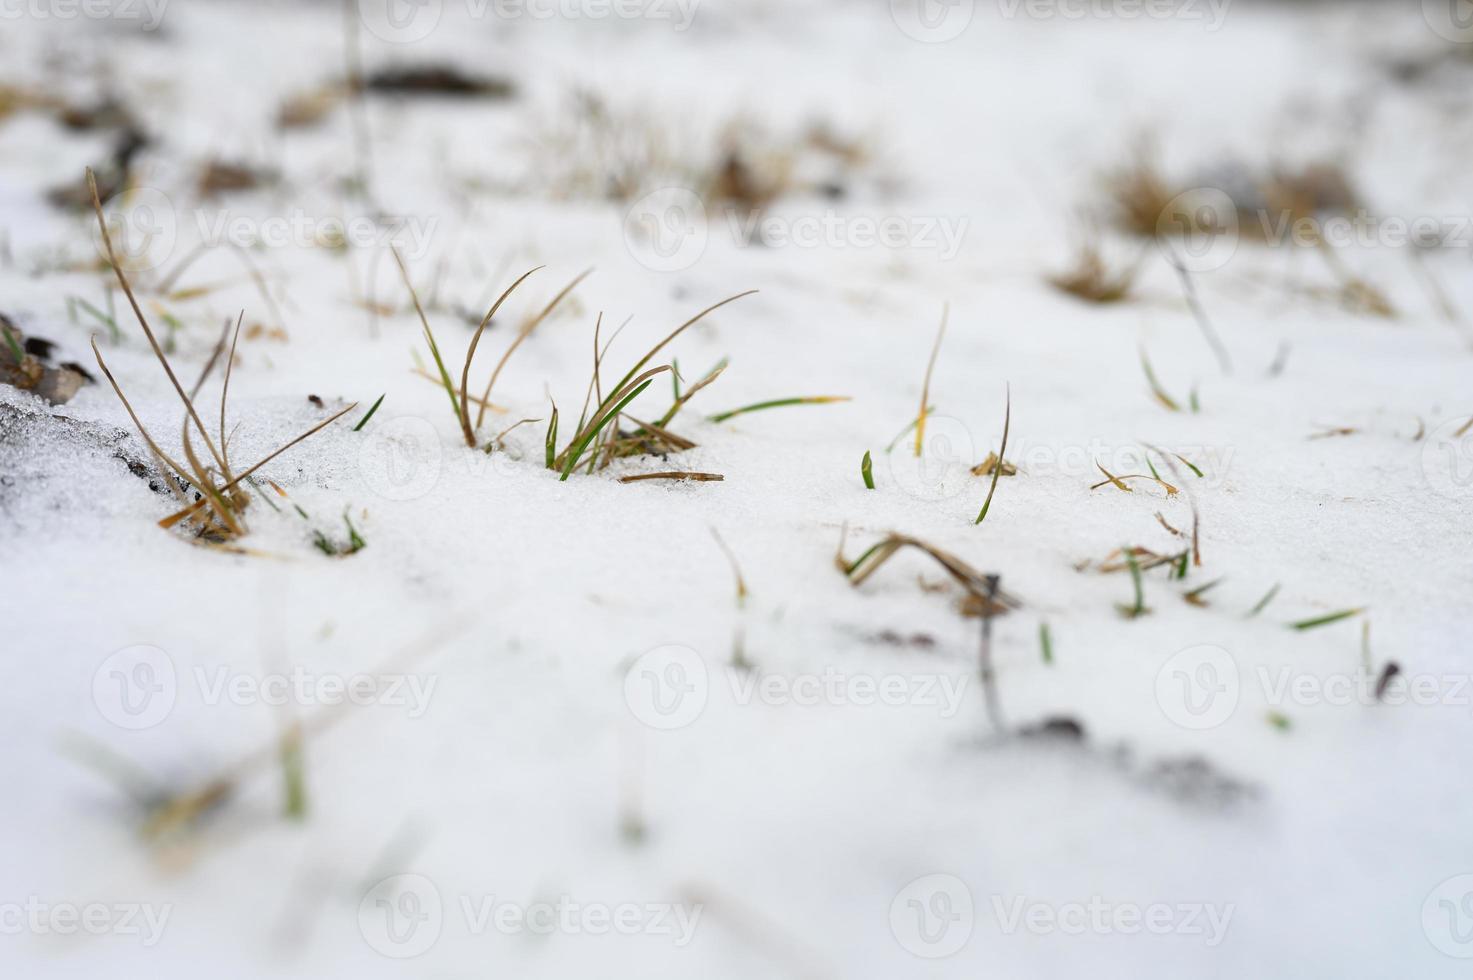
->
[1048,243,1140,304]
[86,170,353,543]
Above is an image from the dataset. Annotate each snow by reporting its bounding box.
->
[2,1,1472,977]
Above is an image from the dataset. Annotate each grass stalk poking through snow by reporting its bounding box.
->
[914,303,947,456]
[974,385,1011,525]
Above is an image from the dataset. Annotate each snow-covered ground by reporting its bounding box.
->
[3,1,1473,976]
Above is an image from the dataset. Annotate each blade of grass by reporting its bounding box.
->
[1289,608,1364,631]
[861,450,875,489]
[914,303,947,456]
[473,267,591,431]
[390,247,460,422]
[353,393,386,431]
[709,395,850,423]
[974,385,1011,525]
[459,265,544,445]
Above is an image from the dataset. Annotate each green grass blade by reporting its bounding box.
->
[709,396,850,424]
[352,393,386,432]
[861,450,875,489]
[974,386,1011,525]
[559,379,654,480]
[1289,608,1364,631]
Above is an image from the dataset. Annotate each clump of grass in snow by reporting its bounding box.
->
[1048,242,1141,304]
[836,527,1019,731]
[87,170,354,544]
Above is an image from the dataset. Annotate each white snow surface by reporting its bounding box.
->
[2,1,1473,977]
